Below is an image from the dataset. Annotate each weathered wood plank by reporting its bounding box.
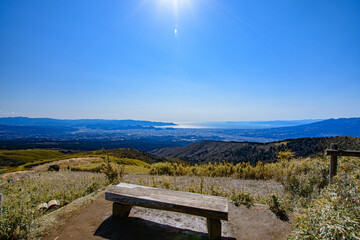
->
[328,143,338,185]
[105,183,228,220]
[326,149,360,157]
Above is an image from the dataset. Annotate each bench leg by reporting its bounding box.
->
[112,203,132,218]
[206,218,221,240]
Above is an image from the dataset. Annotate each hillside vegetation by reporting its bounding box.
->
[1,141,359,239]
[89,148,164,164]
[152,136,360,164]
[0,172,107,240]
[0,149,158,239]
[149,154,360,239]
[0,150,65,167]
[0,148,164,174]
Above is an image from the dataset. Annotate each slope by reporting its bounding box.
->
[151,136,360,164]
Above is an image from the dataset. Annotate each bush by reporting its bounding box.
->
[267,194,288,221]
[47,164,60,171]
[289,158,360,240]
[231,190,254,206]
[101,154,125,184]
[149,162,175,175]
[279,157,329,205]
[278,150,294,161]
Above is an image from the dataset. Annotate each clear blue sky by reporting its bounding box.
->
[1,0,359,122]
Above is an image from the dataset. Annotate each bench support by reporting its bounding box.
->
[106,183,228,240]
[112,203,132,218]
[207,218,221,240]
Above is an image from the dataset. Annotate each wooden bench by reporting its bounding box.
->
[105,183,228,240]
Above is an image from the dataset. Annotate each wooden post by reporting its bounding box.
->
[206,218,221,240]
[0,193,2,218]
[112,203,132,218]
[329,143,338,184]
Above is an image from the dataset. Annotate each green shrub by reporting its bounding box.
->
[47,164,60,171]
[278,150,294,161]
[150,162,175,175]
[289,158,360,239]
[101,154,125,184]
[267,194,288,221]
[231,190,254,206]
[279,157,329,206]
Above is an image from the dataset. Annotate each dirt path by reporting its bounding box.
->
[31,157,101,172]
[43,192,292,240]
[0,157,100,182]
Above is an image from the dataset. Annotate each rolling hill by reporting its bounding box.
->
[151,136,360,164]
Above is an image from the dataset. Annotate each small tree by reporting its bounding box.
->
[278,150,294,161]
[101,150,125,184]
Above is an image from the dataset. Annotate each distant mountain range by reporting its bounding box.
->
[0,117,175,129]
[151,136,360,164]
[176,119,322,129]
[234,117,360,139]
[0,117,324,129]
[0,117,359,151]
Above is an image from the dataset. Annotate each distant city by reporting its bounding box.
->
[0,117,359,151]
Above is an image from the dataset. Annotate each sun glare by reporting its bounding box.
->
[158,0,192,16]
[137,0,194,37]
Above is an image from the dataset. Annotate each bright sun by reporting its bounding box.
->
[138,0,194,36]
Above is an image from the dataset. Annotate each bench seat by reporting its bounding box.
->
[105,183,228,240]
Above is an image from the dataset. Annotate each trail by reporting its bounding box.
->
[0,157,100,181]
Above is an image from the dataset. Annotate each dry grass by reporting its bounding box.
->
[124,165,149,175]
[0,172,107,240]
[123,174,285,205]
[31,157,101,172]
[70,162,149,175]
[1,152,359,240]
[148,156,360,239]
[30,187,111,239]
[288,157,360,240]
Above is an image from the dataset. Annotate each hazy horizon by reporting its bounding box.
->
[0,115,331,129]
[0,114,359,124]
[1,0,359,121]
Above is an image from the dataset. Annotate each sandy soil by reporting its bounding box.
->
[42,192,292,240]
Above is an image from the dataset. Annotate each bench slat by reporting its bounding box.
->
[105,183,228,220]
